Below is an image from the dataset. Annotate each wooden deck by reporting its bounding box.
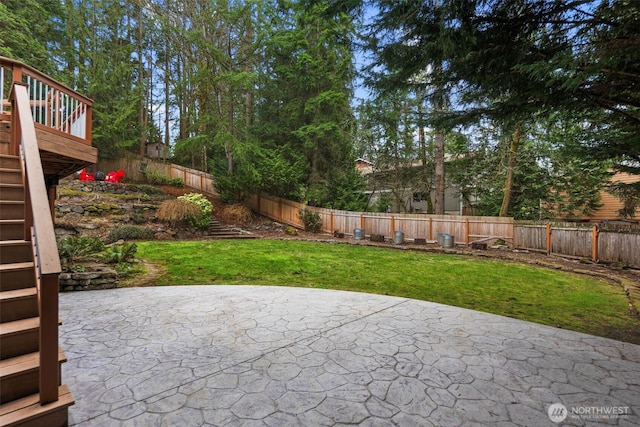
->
[1,56,96,179]
[1,122,97,177]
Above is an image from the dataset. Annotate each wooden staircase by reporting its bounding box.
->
[0,157,73,425]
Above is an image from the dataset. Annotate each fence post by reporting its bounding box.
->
[546,223,552,255]
[330,211,334,232]
[391,215,395,237]
[592,225,599,263]
[465,218,470,246]
[429,217,433,241]
[360,213,364,229]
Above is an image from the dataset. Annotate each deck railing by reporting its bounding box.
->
[1,56,92,146]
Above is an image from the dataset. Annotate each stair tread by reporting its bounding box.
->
[0,349,67,378]
[0,287,37,303]
[0,385,74,426]
[0,262,34,272]
[0,316,39,336]
[0,240,29,246]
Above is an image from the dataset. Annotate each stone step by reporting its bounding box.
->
[205,217,257,239]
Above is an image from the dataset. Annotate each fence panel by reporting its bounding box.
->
[599,231,640,267]
[515,225,547,251]
[169,164,216,195]
[553,228,593,258]
[331,211,361,235]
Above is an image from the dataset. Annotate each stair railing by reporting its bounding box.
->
[10,82,62,405]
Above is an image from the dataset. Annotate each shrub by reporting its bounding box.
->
[168,177,185,187]
[219,204,253,225]
[142,170,171,185]
[298,208,322,233]
[157,199,202,227]
[178,193,213,229]
[107,225,154,243]
[144,172,184,188]
[104,242,137,264]
[58,235,105,265]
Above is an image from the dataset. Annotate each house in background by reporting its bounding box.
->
[582,172,640,221]
[356,158,466,215]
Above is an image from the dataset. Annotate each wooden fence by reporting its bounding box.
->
[169,164,216,195]
[515,224,640,268]
[95,157,217,195]
[246,193,514,245]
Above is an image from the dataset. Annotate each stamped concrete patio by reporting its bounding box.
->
[60,286,640,426]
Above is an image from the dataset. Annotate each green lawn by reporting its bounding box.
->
[136,240,638,343]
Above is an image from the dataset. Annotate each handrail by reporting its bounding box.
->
[11,83,61,404]
[1,56,92,144]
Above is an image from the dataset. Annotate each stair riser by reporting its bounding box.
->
[0,156,20,169]
[1,370,39,403]
[0,224,24,240]
[0,171,22,185]
[5,407,70,427]
[0,186,25,201]
[0,244,31,264]
[0,386,73,427]
[0,297,38,323]
[0,328,38,359]
[0,203,25,220]
[0,270,35,291]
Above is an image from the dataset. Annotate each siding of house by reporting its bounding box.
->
[584,172,639,221]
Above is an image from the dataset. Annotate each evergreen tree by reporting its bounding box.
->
[255,0,361,208]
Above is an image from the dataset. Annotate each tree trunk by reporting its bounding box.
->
[433,89,445,215]
[418,97,434,213]
[164,42,170,161]
[499,124,523,217]
[434,129,445,214]
[138,5,146,159]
